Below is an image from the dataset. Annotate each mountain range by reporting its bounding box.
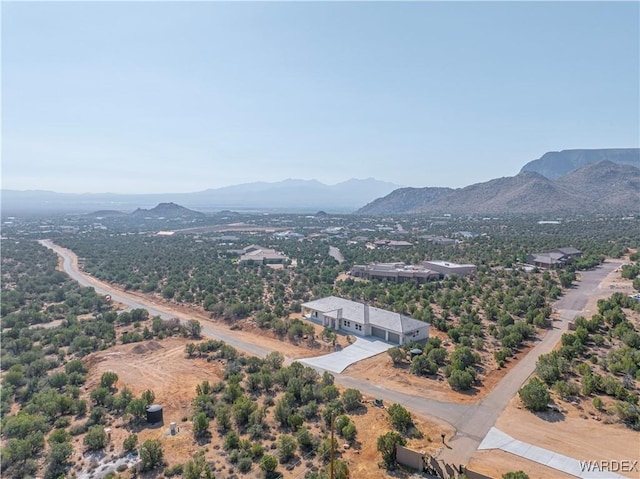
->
[357,160,639,215]
[519,148,639,179]
[1,178,401,214]
[2,149,638,215]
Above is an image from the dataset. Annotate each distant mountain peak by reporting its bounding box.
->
[520,148,639,179]
[358,158,639,216]
[131,202,205,218]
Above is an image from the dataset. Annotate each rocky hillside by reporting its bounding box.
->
[556,161,640,211]
[520,148,639,179]
[131,202,205,218]
[357,161,639,215]
[354,187,453,215]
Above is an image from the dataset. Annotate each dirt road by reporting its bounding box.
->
[40,240,621,466]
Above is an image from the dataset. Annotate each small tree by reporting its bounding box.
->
[519,378,550,412]
[123,434,138,453]
[276,434,297,463]
[193,412,210,439]
[265,351,284,370]
[45,441,73,479]
[139,439,164,471]
[184,451,214,479]
[341,421,357,442]
[329,459,350,479]
[100,371,118,389]
[388,347,406,365]
[388,403,413,433]
[503,472,530,479]
[448,369,474,390]
[83,425,107,451]
[377,431,406,468]
[342,388,363,411]
[260,454,278,476]
[141,389,155,405]
[186,319,202,339]
[126,398,147,422]
[411,355,438,376]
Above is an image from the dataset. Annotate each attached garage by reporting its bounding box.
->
[371,326,386,340]
[301,296,430,347]
[387,332,400,344]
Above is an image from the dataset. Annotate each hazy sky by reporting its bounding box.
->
[3,1,639,194]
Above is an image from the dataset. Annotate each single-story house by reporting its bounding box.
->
[229,245,288,265]
[301,296,429,345]
[350,262,440,284]
[421,260,477,277]
[526,247,582,269]
[555,247,583,260]
[373,240,413,249]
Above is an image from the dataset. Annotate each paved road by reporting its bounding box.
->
[328,246,345,263]
[437,261,620,466]
[41,240,619,467]
[39,240,273,358]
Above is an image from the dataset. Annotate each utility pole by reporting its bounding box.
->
[330,412,335,479]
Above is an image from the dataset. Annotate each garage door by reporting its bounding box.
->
[387,332,400,344]
[371,326,386,340]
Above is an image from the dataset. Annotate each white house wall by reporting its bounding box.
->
[404,326,429,344]
[338,319,365,337]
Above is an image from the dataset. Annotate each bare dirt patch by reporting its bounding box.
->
[467,394,640,479]
[117,287,349,361]
[468,449,577,479]
[82,337,451,478]
[345,401,454,479]
[84,337,223,416]
[343,342,533,404]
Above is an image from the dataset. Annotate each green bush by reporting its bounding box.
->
[448,369,474,390]
[388,403,413,433]
[519,378,550,412]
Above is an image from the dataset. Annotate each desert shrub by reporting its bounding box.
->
[519,378,550,412]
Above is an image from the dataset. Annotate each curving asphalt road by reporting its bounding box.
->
[40,240,619,467]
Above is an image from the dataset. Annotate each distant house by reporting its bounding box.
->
[526,252,567,269]
[421,260,477,277]
[229,245,288,265]
[373,239,413,249]
[301,296,429,345]
[273,231,305,240]
[526,247,582,269]
[350,262,440,284]
[555,247,583,260]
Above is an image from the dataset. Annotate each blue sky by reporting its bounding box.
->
[3,1,639,194]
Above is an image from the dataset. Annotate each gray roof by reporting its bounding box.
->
[530,252,565,263]
[301,296,428,334]
[239,245,287,262]
[555,247,582,256]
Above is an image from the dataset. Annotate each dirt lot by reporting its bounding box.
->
[79,337,450,478]
[467,264,640,479]
[467,394,640,479]
[344,331,533,404]
[118,287,351,361]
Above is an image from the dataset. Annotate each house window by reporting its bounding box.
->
[355,324,362,331]
[344,320,351,328]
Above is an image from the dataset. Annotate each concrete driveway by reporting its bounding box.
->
[478,427,627,479]
[299,337,393,374]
